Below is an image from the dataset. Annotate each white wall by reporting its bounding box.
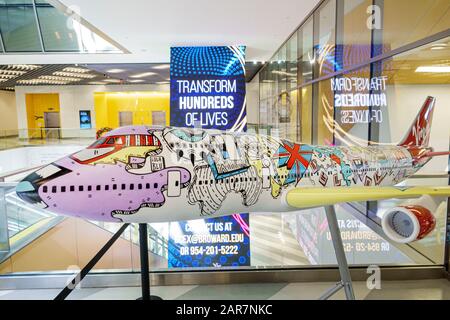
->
[246,73,260,125]
[0,90,18,134]
[15,84,170,138]
[380,84,450,174]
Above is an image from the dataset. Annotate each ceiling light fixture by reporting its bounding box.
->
[7,64,40,71]
[103,78,122,83]
[63,67,90,73]
[53,71,96,78]
[152,65,170,70]
[0,70,26,76]
[430,43,447,50]
[415,65,450,73]
[39,75,82,82]
[130,72,157,78]
[106,68,125,73]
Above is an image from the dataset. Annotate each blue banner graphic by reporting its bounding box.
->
[168,46,250,268]
[168,214,250,268]
[170,46,247,131]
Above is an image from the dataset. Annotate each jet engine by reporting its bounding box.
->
[381,205,436,243]
[381,195,441,244]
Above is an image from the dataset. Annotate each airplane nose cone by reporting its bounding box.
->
[16,180,42,204]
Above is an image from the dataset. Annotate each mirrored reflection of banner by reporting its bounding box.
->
[168,214,250,268]
[170,46,247,131]
[292,208,412,265]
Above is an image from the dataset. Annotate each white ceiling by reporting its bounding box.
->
[0,0,320,65]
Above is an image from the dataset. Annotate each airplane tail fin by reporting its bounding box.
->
[397,96,435,148]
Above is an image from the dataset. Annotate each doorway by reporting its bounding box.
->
[152,111,166,126]
[119,111,133,127]
[43,112,61,139]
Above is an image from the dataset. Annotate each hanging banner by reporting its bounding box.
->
[168,45,250,268]
[170,46,247,131]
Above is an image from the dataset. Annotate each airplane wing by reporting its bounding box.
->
[286,186,450,209]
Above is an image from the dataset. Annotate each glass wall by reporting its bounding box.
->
[259,0,450,268]
[0,0,122,53]
[1,0,450,278]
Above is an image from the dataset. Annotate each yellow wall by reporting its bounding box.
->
[25,93,60,136]
[94,91,170,129]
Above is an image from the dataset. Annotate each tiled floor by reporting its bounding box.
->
[0,279,449,300]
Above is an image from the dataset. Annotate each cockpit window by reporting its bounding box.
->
[89,138,106,148]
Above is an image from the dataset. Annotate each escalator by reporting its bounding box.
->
[0,181,169,275]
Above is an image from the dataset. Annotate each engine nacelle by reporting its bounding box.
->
[381,205,436,244]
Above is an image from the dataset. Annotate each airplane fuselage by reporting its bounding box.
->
[17,126,429,223]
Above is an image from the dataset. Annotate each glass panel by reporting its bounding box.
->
[286,33,298,141]
[0,0,34,4]
[314,0,337,78]
[36,6,82,51]
[340,0,373,68]
[36,6,120,52]
[332,65,371,147]
[378,36,450,147]
[299,85,312,143]
[298,17,313,84]
[316,78,335,145]
[374,37,450,264]
[0,5,41,52]
[383,0,450,54]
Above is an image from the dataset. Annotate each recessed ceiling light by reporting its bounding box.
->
[53,71,96,78]
[415,65,450,73]
[103,78,122,83]
[0,70,26,76]
[128,79,145,83]
[63,67,89,73]
[156,81,169,84]
[106,68,125,73]
[430,43,447,50]
[7,64,40,71]
[39,75,81,82]
[152,65,170,70]
[130,72,156,78]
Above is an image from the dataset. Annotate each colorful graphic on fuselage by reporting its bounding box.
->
[16,123,429,224]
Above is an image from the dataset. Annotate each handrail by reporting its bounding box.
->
[54,223,130,300]
[0,164,45,182]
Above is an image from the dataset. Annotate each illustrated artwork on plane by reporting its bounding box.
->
[16,96,450,244]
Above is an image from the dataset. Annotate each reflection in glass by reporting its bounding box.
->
[383,0,450,54]
[340,0,373,68]
[314,0,336,77]
[299,85,312,143]
[36,6,120,52]
[378,37,450,174]
[332,66,371,147]
[316,78,335,145]
[0,5,41,52]
[298,17,314,84]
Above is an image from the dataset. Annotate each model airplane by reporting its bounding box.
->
[16,96,450,244]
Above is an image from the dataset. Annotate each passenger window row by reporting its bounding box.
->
[42,182,160,194]
[198,176,258,185]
